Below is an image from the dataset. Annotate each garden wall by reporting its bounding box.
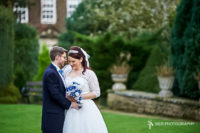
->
[107,90,200,121]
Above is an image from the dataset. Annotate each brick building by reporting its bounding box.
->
[14,0,82,47]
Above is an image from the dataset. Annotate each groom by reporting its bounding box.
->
[41,46,80,133]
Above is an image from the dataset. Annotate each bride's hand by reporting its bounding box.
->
[71,102,81,110]
[66,95,76,102]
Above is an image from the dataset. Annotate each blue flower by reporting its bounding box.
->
[66,82,82,108]
[72,82,80,85]
[78,97,82,101]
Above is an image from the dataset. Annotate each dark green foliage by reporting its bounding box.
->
[59,0,165,99]
[66,1,98,35]
[125,30,164,89]
[0,6,14,89]
[170,0,200,99]
[59,32,75,50]
[0,82,21,103]
[59,0,109,49]
[59,2,89,48]
[75,33,127,98]
[14,23,39,89]
[33,45,51,81]
[132,28,171,93]
[133,46,167,93]
[0,0,30,8]
[73,31,162,98]
[59,0,175,48]
[125,44,149,89]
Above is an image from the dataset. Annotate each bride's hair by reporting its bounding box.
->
[68,46,89,74]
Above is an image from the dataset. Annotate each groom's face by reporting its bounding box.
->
[58,52,67,68]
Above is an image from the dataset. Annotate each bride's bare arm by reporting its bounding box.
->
[81,92,97,100]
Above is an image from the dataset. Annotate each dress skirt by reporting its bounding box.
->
[63,99,108,133]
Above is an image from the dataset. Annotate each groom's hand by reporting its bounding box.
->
[71,102,81,110]
[66,95,76,102]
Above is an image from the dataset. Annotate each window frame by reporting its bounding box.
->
[13,3,29,23]
[41,0,57,24]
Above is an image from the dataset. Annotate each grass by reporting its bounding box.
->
[103,111,200,133]
[0,104,200,133]
[0,104,42,133]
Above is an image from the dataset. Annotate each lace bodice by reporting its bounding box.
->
[62,65,100,97]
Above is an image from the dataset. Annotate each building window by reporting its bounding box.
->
[67,0,82,18]
[41,0,56,24]
[13,3,29,23]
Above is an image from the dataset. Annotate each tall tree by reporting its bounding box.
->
[59,0,177,48]
[0,0,29,8]
[90,0,177,37]
[171,0,200,99]
[0,6,14,89]
[14,23,39,89]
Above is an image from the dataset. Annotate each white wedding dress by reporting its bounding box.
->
[62,66,108,133]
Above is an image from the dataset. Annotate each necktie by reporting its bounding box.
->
[59,69,63,76]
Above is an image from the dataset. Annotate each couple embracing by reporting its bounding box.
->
[41,46,108,133]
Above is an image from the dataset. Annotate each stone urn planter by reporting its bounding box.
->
[158,76,174,97]
[156,65,174,97]
[109,53,131,91]
[111,74,128,90]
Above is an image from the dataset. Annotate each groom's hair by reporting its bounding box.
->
[50,46,67,61]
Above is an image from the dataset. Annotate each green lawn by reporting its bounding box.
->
[0,104,199,133]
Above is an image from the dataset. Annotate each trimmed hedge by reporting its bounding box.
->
[33,44,51,81]
[133,45,167,93]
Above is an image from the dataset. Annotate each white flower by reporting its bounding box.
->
[75,92,80,97]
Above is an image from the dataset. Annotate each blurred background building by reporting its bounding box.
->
[13,0,82,48]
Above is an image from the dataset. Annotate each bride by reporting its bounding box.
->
[62,46,108,133]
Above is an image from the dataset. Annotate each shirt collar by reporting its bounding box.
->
[52,62,61,71]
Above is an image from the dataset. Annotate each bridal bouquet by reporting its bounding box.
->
[66,82,82,108]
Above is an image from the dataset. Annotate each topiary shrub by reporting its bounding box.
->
[133,45,167,93]
[33,44,51,81]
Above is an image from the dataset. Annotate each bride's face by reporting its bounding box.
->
[68,56,83,70]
